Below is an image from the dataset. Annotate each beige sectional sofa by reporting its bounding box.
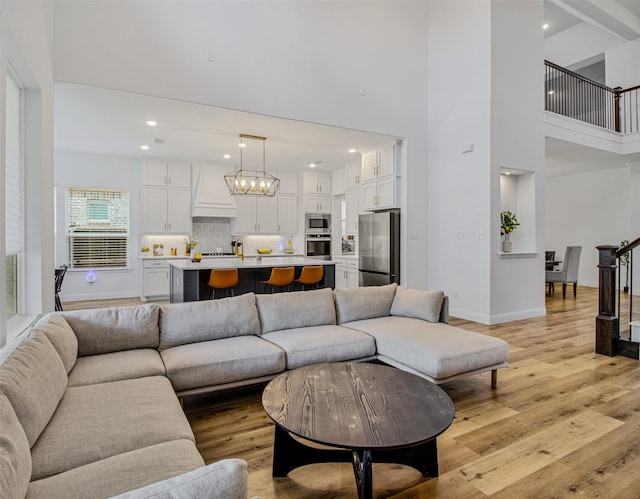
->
[0,283,508,499]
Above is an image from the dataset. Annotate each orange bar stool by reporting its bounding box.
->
[261,267,295,293]
[294,265,324,290]
[207,269,239,299]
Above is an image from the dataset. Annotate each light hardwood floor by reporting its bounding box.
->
[64,288,640,498]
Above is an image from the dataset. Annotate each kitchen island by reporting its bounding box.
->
[169,257,335,303]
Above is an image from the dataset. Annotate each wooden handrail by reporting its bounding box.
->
[544,60,615,92]
[616,236,640,258]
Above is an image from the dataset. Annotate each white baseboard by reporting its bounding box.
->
[450,307,546,325]
[61,290,140,302]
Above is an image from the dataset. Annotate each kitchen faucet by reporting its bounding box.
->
[235,239,244,261]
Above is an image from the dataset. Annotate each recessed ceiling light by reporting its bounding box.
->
[542,23,549,30]
[548,90,554,95]
[223,154,231,159]
[145,120,158,126]
[309,163,317,168]
[140,145,150,150]
[348,148,357,154]
[238,142,247,148]
[505,171,511,175]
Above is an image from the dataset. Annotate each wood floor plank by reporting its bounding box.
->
[64,285,640,498]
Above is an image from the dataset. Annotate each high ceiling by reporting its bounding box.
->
[53,1,640,178]
[54,83,396,172]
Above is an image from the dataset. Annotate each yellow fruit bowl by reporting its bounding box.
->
[257,248,272,254]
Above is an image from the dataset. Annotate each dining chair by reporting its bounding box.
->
[545,246,581,299]
[54,265,68,311]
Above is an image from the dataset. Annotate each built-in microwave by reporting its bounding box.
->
[305,213,331,234]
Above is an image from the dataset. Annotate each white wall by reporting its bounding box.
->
[427,1,545,324]
[606,39,640,88]
[54,151,141,301]
[544,21,623,67]
[52,1,430,289]
[545,167,630,288]
[0,0,55,344]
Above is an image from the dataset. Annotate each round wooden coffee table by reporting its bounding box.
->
[262,362,455,499]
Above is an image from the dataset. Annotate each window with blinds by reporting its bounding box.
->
[67,188,129,268]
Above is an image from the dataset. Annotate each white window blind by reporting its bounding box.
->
[66,188,129,269]
[5,72,23,321]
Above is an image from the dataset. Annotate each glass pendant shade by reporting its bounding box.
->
[224,134,280,196]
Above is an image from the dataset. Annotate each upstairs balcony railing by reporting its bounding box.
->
[596,238,639,359]
[545,60,640,134]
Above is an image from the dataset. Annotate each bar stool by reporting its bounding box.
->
[207,269,239,299]
[261,267,295,293]
[294,265,324,290]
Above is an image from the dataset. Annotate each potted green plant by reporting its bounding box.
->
[620,239,630,293]
[500,211,519,253]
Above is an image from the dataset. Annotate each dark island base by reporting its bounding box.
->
[170,264,335,302]
[272,424,439,499]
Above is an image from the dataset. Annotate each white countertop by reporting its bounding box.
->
[169,256,335,270]
[141,252,304,260]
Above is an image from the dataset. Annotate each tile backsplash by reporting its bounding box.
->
[192,217,233,253]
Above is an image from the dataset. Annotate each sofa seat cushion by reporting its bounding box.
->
[0,331,67,448]
[159,293,261,350]
[68,349,166,387]
[161,336,285,392]
[110,459,248,499]
[0,393,31,499]
[262,325,376,370]
[27,439,204,499]
[256,288,336,334]
[60,304,159,356]
[30,376,194,480]
[344,316,509,380]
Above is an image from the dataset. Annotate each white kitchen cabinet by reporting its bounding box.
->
[141,259,170,299]
[345,189,359,235]
[277,195,298,233]
[303,195,331,214]
[303,171,331,195]
[361,141,398,182]
[141,188,192,234]
[346,161,362,189]
[334,258,359,289]
[234,196,278,233]
[277,171,299,195]
[142,160,191,189]
[360,177,397,212]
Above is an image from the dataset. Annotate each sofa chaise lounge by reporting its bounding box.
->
[0,283,509,498]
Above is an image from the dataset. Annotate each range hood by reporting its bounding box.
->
[192,164,237,218]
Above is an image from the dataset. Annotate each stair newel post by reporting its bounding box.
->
[596,245,619,356]
[613,87,622,133]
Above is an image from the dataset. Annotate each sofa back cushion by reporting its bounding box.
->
[0,392,31,499]
[159,293,260,350]
[256,288,336,334]
[32,313,78,373]
[390,287,445,323]
[333,283,398,324]
[61,304,159,356]
[0,331,67,447]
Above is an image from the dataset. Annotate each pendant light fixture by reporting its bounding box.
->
[224,134,280,196]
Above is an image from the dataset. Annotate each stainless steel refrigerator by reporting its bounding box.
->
[359,209,400,286]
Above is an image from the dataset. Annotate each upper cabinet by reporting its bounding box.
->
[303,171,331,195]
[141,160,191,189]
[141,160,192,234]
[192,163,237,217]
[345,160,362,190]
[361,141,399,183]
[277,171,299,196]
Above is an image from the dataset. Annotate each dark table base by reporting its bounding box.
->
[272,424,439,499]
